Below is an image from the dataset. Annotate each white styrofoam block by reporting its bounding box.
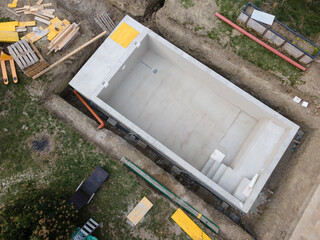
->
[251,9,275,25]
[210,149,225,163]
[301,101,309,107]
[293,96,301,103]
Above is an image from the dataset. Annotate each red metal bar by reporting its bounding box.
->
[215,12,307,71]
[73,89,105,130]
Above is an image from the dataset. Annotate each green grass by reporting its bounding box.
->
[194,25,204,32]
[273,0,320,38]
[0,17,12,22]
[230,35,303,86]
[0,72,188,239]
[210,0,317,85]
[179,0,194,9]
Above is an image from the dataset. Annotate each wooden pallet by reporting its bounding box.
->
[7,39,39,70]
[23,41,49,77]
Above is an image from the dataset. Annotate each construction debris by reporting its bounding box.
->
[1,51,18,85]
[34,16,51,25]
[6,7,20,17]
[23,41,49,77]
[14,3,55,20]
[127,197,153,226]
[293,96,302,103]
[0,31,19,43]
[171,208,212,240]
[32,31,107,79]
[22,26,49,42]
[7,39,40,70]
[46,17,70,41]
[48,22,80,53]
[120,157,220,234]
[18,21,36,27]
[15,26,27,32]
[8,0,19,8]
[0,21,18,31]
[8,39,49,78]
[301,101,309,108]
[94,12,116,34]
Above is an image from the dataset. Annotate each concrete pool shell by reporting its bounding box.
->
[69,16,299,213]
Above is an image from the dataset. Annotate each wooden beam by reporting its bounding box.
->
[33,31,107,79]
[24,11,50,20]
[36,0,44,5]
[35,16,51,25]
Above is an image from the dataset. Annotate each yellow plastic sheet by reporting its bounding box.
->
[171,208,211,240]
[110,22,139,48]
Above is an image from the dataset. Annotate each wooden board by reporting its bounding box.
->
[18,21,36,27]
[35,16,51,25]
[0,31,19,43]
[171,208,212,240]
[16,27,27,32]
[110,22,139,48]
[0,21,19,31]
[127,197,153,226]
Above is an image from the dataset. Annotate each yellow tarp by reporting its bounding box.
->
[0,21,18,31]
[127,197,153,226]
[46,17,70,41]
[171,208,211,240]
[18,21,36,27]
[110,22,139,48]
[0,31,19,43]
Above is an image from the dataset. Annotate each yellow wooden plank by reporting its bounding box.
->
[127,197,153,226]
[0,31,19,43]
[8,0,19,8]
[0,26,16,32]
[110,22,139,48]
[171,208,211,240]
[18,21,36,27]
[46,18,70,41]
[0,22,19,32]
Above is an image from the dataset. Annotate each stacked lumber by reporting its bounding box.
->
[14,3,55,22]
[48,23,80,53]
[0,21,36,43]
[0,22,19,43]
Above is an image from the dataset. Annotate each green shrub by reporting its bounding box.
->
[0,183,78,240]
